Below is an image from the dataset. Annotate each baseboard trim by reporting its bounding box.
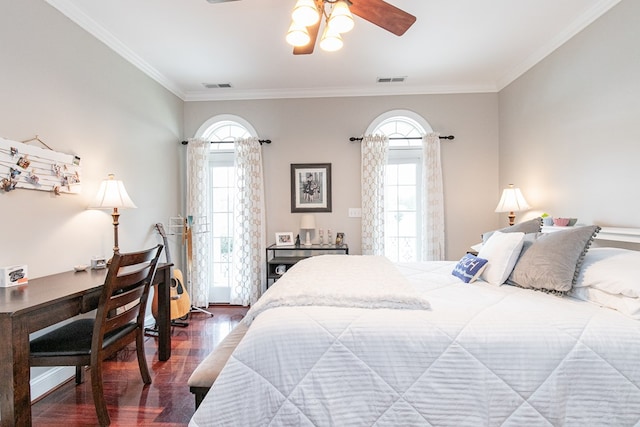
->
[30,366,75,401]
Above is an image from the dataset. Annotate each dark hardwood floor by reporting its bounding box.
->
[31,305,248,427]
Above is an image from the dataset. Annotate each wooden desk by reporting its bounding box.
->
[0,263,172,427]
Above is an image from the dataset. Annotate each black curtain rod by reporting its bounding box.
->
[349,135,454,142]
[180,139,271,145]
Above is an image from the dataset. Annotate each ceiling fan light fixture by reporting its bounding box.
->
[319,25,343,52]
[291,0,320,27]
[286,21,311,47]
[327,0,354,33]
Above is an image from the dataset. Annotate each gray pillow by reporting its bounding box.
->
[482,217,542,244]
[506,225,601,293]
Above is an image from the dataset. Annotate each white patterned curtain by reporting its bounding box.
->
[231,137,266,306]
[186,138,211,307]
[361,135,389,255]
[422,132,445,260]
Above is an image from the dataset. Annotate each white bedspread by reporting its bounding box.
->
[243,255,431,325]
[190,259,640,427]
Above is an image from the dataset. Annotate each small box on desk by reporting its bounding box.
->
[0,265,28,287]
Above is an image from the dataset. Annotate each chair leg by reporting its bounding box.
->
[136,329,152,384]
[91,359,111,426]
[75,366,85,384]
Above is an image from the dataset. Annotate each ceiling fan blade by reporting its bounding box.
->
[293,6,322,55]
[349,0,416,36]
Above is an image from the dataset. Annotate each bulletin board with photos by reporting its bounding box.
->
[0,136,81,195]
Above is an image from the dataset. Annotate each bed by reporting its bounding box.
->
[189,223,640,427]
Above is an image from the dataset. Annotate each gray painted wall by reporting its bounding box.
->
[499,0,639,228]
[184,93,500,260]
[0,0,184,278]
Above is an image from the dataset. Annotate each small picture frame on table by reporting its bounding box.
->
[275,232,294,246]
[335,232,345,246]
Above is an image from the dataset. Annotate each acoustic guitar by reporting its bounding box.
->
[151,223,191,322]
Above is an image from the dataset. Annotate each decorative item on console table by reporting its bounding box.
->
[275,232,294,246]
[300,213,316,246]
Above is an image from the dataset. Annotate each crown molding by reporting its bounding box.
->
[183,83,498,102]
[45,0,185,100]
[496,0,621,90]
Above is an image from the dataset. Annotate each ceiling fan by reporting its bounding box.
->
[207,0,416,55]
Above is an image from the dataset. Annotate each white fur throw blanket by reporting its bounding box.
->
[243,255,430,326]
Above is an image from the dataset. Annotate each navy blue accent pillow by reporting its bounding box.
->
[452,253,489,283]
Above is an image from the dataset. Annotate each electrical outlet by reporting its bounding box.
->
[348,208,362,218]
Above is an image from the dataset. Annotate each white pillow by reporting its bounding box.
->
[477,231,525,285]
[575,247,640,298]
[570,286,640,320]
[470,242,483,253]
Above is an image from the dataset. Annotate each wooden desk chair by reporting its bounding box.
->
[30,245,163,426]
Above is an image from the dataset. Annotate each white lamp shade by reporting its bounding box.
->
[495,184,530,213]
[300,213,316,229]
[319,25,343,52]
[291,0,319,27]
[300,213,316,246]
[286,21,311,47]
[89,174,137,209]
[327,0,354,33]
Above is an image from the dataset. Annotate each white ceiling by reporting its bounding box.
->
[46,0,620,101]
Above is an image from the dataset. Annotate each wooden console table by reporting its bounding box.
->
[0,263,172,427]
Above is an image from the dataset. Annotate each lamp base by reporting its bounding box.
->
[304,230,312,246]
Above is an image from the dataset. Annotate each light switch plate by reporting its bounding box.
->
[348,208,362,218]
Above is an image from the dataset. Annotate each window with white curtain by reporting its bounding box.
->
[368,111,432,262]
[198,119,252,303]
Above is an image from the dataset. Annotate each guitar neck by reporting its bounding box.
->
[155,223,172,264]
[162,236,172,264]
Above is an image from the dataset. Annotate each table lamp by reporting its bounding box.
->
[300,213,316,246]
[495,184,530,226]
[89,174,137,255]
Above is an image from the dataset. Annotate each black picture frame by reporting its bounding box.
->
[290,163,332,213]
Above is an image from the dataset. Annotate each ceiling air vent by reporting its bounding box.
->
[203,83,233,89]
[376,76,406,83]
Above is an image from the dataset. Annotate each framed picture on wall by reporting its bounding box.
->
[290,163,332,213]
